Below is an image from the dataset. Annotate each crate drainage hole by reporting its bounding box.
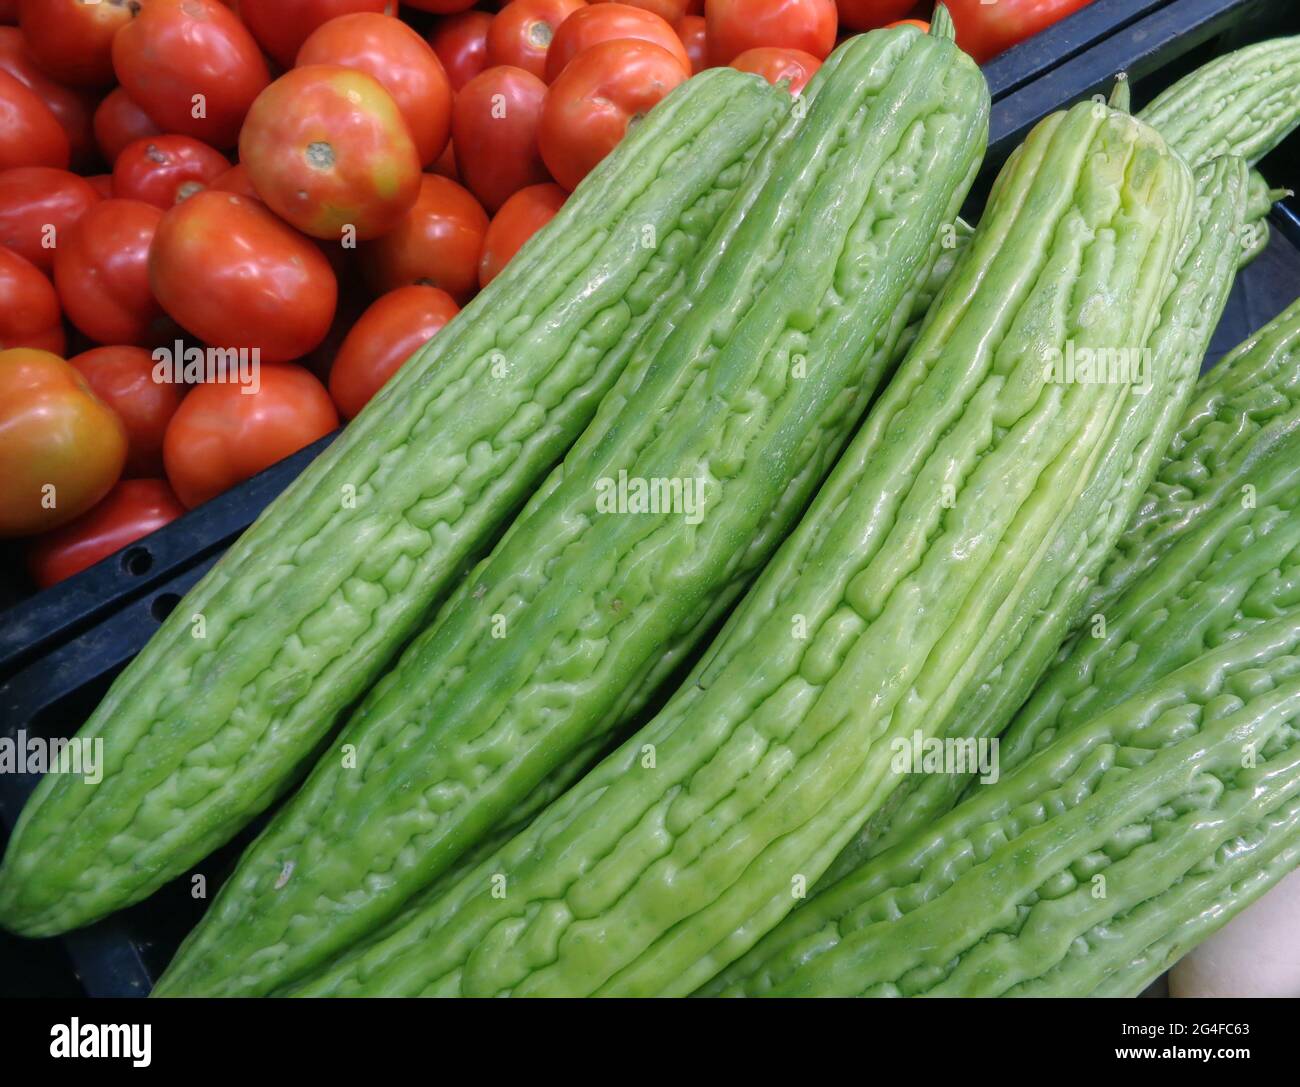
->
[151,593,181,623]
[122,546,153,576]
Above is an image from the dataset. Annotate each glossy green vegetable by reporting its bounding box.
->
[281,95,1192,998]
[704,613,1300,997]
[0,69,789,939]
[153,23,990,998]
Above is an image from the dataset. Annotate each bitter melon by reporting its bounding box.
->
[281,93,1193,998]
[153,22,990,998]
[0,69,789,938]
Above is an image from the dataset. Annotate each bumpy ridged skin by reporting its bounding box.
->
[703,616,1300,997]
[280,99,1192,998]
[819,156,1249,874]
[0,70,789,939]
[152,26,991,998]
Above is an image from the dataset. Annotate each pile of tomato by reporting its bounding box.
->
[0,0,1092,591]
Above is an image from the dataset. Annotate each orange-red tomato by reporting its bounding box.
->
[296,13,453,168]
[0,347,127,536]
[452,65,549,214]
[70,346,185,477]
[431,140,459,181]
[208,162,261,200]
[0,167,101,272]
[112,136,230,209]
[163,362,338,508]
[54,198,166,347]
[403,0,477,12]
[0,69,69,170]
[546,3,690,80]
[0,246,63,354]
[479,182,565,288]
[730,46,821,92]
[676,14,707,74]
[239,65,423,241]
[240,0,396,68]
[833,0,914,32]
[362,174,488,303]
[18,0,141,87]
[487,0,587,80]
[149,191,338,363]
[87,174,113,199]
[594,0,688,22]
[112,0,270,148]
[429,10,494,91]
[540,38,687,191]
[0,27,96,167]
[93,87,162,165]
[27,478,186,589]
[329,284,459,418]
[706,0,837,65]
[889,18,929,31]
[948,0,1094,63]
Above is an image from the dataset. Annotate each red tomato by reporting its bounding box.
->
[487,0,587,81]
[53,198,167,347]
[87,174,113,199]
[18,0,141,87]
[149,191,338,363]
[452,65,549,214]
[706,0,837,65]
[593,0,687,22]
[238,0,395,69]
[833,0,913,32]
[0,28,96,167]
[329,284,459,418]
[239,65,422,241]
[0,167,100,272]
[431,140,459,181]
[539,39,687,191]
[0,347,127,536]
[546,3,690,80]
[163,362,338,508]
[948,0,1094,63]
[70,346,185,476]
[0,246,63,354]
[889,18,929,31]
[403,0,477,12]
[429,10,494,91]
[208,162,261,200]
[296,12,453,168]
[27,478,186,588]
[479,182,565,288]
[0,69,68,171]
[112,136,230,209]
[362,174,488,303]
[93,88,162,165]
[112,0,270,148]
[730,46,821,92]
[676,14,707,74]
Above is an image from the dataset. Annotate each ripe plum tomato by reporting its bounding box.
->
[163,362,339,508]
[238,0,395,70]
[539,38,687,191]
[947,0,1095,63]
[0,27,96,167]
[0,70,69,170]
[832,0,913,32]
[53,198,166,346]
[27,478,185,589]
[208,163,260,200]
[111,0,270,148]
[0,347,127,537]
[112,136,230,208]
[729,46,821,92]
[705,0,837,66]
[93,88,162,164]
[296,12,452,167]
[0,167,101,272]
[239,65,423,241]
[70,346,185,476]
[486,0,587,81]
[676,14,707,74]
[329,285,459,419]
[545,3,689,80]
[478,182,565,288]
[594,0,688,22]
[429,10,493,91]
[361,174,488,304]
[0,246,63,354]
[149,191,338,363]
[18,0,141,87]
[451,65,549,214]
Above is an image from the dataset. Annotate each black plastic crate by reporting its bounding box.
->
[3,0,1299,997]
